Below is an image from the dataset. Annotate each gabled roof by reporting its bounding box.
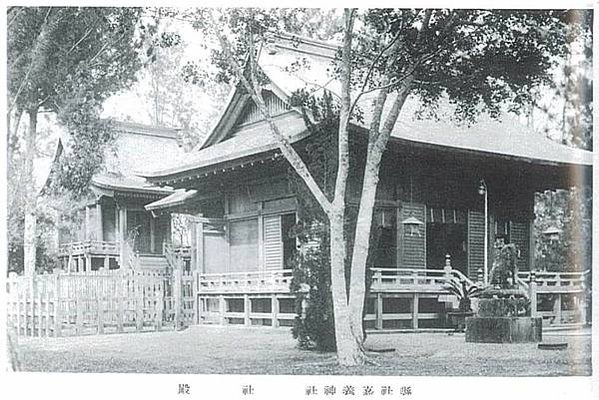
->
[47,120,186,196]
[142,33,592,182]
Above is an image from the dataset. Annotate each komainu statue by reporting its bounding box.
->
[488,243,519,288]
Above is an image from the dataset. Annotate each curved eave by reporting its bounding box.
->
[386,133,593,169]
[90,179,173,197]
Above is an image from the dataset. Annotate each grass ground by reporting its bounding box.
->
[13,325,592,376]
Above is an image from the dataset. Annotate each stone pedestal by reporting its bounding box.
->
[465,297,542,343]
[465,316,542,343]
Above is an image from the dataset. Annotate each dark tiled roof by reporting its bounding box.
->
[143,34,592,181]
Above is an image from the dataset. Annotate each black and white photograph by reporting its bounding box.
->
[1,3,596,399]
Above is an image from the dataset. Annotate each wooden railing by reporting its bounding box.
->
[370,268,455,293]
[173,245,192,259]
[59,240,119,256]
[517,270,589,293]
[198,270,293,294]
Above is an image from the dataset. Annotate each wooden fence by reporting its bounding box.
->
[6,269,197,337]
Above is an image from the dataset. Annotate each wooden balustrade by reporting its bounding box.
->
[59,240,119,256]
[517,270,588,293]
[198,270,294,294]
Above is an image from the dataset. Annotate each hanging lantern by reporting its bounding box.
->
[542,225,562,241]
[402,215,424,236]
[478,179,487,196]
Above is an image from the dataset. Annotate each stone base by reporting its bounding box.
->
[465,317,542,343]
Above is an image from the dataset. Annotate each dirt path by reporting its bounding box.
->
[14,326,592,375]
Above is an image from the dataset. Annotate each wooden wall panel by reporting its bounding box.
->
[399,203,426,268]
[467,210,485,281]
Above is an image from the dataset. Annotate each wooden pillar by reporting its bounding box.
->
[553,293,562,325]
[96,203,103,241]
[412,293,419,330]
[118,207,127,267]
[528,218,535,272]
[195,220,204,273]
[257,206,264,271]
[193,271,200,325]
[271,294,279,328]
[244,295,251,326]
[376,293,383,330]
[150,216,156,253]
[395,200,402,268]
[529,271,538,318]
[191,221,198,271]
[219,295,226,325]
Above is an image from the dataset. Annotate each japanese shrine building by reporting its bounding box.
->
[138,34,592,329]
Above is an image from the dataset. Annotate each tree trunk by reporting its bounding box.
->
[347,78,414,341]
[329,210,365,366]
[347,142,386,343]
[23,108,38,276]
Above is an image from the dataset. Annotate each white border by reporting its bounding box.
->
[1,1,597,399]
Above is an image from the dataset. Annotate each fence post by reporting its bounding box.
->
[194,271,200,325]
[44,280,50,337]
[28,277,34,336]
[219,295,226,325]
[136,274,144,331]
[54,274,61,337]
[155,277,164,331]
[529,270,538,318]
[173,268,182,330]
[271,294,279,328]
[76,296,84,335]
[37,280,43,337]
[117,276,124,333]
[16,282,21,337]
[376,293,383,330]
[412,293,419,330]
[97,296,104,334]
[244,294,251,326]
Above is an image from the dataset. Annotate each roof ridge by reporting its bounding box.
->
[107,119,181,139]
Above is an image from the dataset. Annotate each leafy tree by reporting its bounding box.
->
[534,187,592,273]
[178,8,589,365]
[527,10,593,150]
[7,7,147,275]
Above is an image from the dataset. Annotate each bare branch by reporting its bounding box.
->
[66,23,98,55]
[357,30,403,98]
